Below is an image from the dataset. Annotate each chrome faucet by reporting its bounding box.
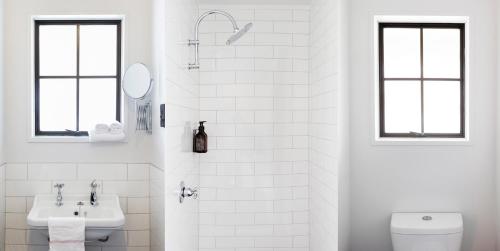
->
[90,180,98,206]
[54,183,64,207]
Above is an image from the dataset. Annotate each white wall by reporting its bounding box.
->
[197,4,310,251]
[3,0,154,249]
[151,0,200,250]
[309,0,349,250]
[4,0,152,164]
[349,0,497,250]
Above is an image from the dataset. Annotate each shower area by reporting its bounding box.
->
[152,0,349,250]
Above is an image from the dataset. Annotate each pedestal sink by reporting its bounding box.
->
[27,194,125,241]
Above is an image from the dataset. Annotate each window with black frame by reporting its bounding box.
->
[34,20,122,136]
[378,23,465,138]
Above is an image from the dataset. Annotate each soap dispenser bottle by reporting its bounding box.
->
[193,121,208,153]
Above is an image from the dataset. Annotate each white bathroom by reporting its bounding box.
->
[0,0,498,250]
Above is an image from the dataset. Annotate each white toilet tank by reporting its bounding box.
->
[391,212,463,251]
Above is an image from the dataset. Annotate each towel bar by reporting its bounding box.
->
[48,236,109,243]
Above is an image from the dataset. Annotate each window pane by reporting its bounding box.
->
[423,29,461,78]
[80,25,118,76]
[423,81,461,133]
[384,81,421,133]
[79,79,117,131]
[383,28,421,78]
[39,25,77,76]
[39,79,77,131]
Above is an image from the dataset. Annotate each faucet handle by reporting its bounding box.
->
[54,183,64,189]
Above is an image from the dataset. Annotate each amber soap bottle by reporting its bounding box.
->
[193,121,208,153]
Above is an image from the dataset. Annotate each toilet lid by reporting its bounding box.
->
[391,213,463,235]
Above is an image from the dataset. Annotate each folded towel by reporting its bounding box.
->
[48,217,85,251]
[94,123,110,134]
[89,130,126,142]
[109,122,123,130]
[109,122,124,135]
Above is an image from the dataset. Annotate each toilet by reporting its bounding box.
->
[391,212,463,251]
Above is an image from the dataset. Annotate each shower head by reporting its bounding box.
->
[226,23,253,45]
[189,10,253,70]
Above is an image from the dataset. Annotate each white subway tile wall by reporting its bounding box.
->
[0,163,5,251]
[4,162,150,251]
[152,0,200,250]
[149,165,164,251]
[309,0,340,250]
[198,5,310,251]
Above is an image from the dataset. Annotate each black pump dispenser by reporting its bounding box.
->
[193,121,208,153]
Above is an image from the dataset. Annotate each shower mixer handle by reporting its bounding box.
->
[178,181,199,203]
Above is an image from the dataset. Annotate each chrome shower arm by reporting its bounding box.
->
[188,10,240,70]
[194,10,239,41]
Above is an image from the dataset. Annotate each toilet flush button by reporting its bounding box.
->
[422,216,433,221]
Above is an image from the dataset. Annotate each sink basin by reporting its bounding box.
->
[27,194,125,241]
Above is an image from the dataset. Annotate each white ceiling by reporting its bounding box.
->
[198,0,311,5]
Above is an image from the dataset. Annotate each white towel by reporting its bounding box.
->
[89,130,126,142]
[109,122,123,135]
[48,217,85,251]
[94,124,110,134]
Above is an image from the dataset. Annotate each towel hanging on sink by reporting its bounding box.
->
[48,217,85,251]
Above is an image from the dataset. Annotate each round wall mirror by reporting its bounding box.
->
[122,63,152,100]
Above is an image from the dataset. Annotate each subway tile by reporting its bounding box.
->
[236,124,274,137]
[6,213,28,229]
[255,213,293,225]
[274,22,309,34]
[217,84,254,97]
[217,163,254,176]
[201,85,217,97]
[200,237,216,248]
[127,164,150,181]
[236,97,273,110]
[5,229,26,244]
[6,181,51,196]
[255,10,293,21]
[125,214,150,230]
[78,163,127,180]
[236,225,273,236]
[236,201,273,213]
[200,97,236,111]
[6,163,27,180]
[127,197,149,214]
[255,33,292,46]
[199,225,235,236]
[217,58,254,71]
[200,72,236,85]
[293,10,310,22]
[217,111,254,124]
[128,230,149,246]
[200,213,216,225]
[6,197,26,213]
[199,201,235,213]
[255,59,292,72]
[27,163,77,180]
[217,188,254,200]
[235,46,274,58]
[255,236,292,248]
[215,213,254,225]
[103,181,149,197]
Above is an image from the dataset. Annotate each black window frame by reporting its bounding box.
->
[378,22,466,138]
[34,19,122,137]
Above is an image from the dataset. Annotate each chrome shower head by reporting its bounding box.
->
[226,23,253,45]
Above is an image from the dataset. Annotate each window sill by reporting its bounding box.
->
[28,136,128,143]
[373,137,471,146]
